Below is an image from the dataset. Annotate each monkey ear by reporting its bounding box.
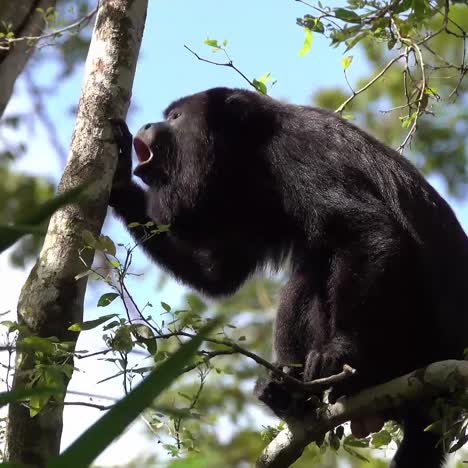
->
[225,91,278,139]
[225,90,261,116]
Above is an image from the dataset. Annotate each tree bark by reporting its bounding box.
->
[6,1,148,465]
[0,0,57,117]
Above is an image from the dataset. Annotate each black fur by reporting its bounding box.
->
[109,87,468,467]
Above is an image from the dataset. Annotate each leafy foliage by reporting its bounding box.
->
[304,2,468,194]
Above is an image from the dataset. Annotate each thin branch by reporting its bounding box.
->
[0,5,98,50]
[302,364,356,391]
[61,401,113,411]
[158,330,298,383]
[181,349,237,374]
[393,19,427,153]
[66,390,118,402]
[158,330,355,392]
[184,45,257,90]
[335,54,405,114]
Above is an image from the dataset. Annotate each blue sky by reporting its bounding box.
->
[2,0,467,465]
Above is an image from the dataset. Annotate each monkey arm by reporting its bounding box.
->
[110,182,257,296]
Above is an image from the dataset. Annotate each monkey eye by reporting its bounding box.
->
[169,112,181,121]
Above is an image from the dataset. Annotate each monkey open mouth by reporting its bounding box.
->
[133,137,155,184]
[133,137,153,166]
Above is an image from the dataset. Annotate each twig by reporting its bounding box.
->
[0,5,98,50]
[181,349,237,374]
[184,45,257,90]
[158,330,299,383]
[158,330,355,392]
[61,401,113,411]
[393,18,427,153]
[302,364,356,391]
[335,54,405,114]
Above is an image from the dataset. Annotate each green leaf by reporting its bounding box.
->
[393,0,412,13]
[343,435,369,448]
[38,366,67,397]
[344,32,368,52]
[81,229,96,247]
[187,294,207,314]
[253,79,268,95]
[30,391,52,417]
[341,55,353,70]
[17,336,55,354]
[371,430,392,448]
[154,223,171,233]
[97,293,119,307]
[103,320,120,331]
[412,0,428,19]
[141,338,158,356]
[204,38,220,48]
[112,326,133,353]
[0,320,17,333]
[400,112,417,129]
[299,28,313,57]
[161,301,171,312]
[130,324,154,339]
[49,318,220,467]
[108,259,120,268]
[257,72,274,84]
[343,446,370,462]
[0,386,59,408]
[334,8,361,23]
[0,183,88,254]
[97,235,116,256]
[68,313,118,332]
[131,324,157,355]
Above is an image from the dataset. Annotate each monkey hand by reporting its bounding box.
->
[254,366,314,420]
[109,118,133,206]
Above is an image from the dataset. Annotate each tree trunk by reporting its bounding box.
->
[6,1,148,465]
[0,0,57,117]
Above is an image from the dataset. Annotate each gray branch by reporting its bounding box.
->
[257,360,468,467]
[0,0,56,117]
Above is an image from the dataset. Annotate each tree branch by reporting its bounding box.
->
[0,5,98,49]
[256,360,468,467]
[0,0,56,117]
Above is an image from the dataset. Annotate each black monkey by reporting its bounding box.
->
[109,87,468,468]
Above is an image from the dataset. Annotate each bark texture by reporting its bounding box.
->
[6,1,148,465]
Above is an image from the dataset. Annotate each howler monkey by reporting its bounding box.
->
[109,87,468,468]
